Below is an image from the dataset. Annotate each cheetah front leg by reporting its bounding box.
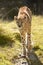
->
[25,33,32,57]
[25,33,28,57]
[21,33,29,57]
[21,35,26,57]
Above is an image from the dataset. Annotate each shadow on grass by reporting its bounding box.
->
[0,33,15,47]
[27,51,43,65]
[0,31,21,47]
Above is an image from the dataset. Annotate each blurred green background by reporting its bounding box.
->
[0,0,43,65]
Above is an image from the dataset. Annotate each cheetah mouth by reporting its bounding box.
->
[18,26,22,30]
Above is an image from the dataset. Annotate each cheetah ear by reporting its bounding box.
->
[14,16,17,20]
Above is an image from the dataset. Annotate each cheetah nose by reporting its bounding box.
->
[18,24,21,27]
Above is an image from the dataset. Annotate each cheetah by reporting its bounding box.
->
[14,6,32,57]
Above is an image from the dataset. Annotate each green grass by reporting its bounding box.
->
[32,15,43,49]
[31,15,43,63]
[0,15,43,65]
[0,20,21,65]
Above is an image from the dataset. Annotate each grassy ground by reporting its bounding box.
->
[0,15,43,65]
[31,15,43,64]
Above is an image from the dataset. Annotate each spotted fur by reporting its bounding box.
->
[15,6,32,57]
